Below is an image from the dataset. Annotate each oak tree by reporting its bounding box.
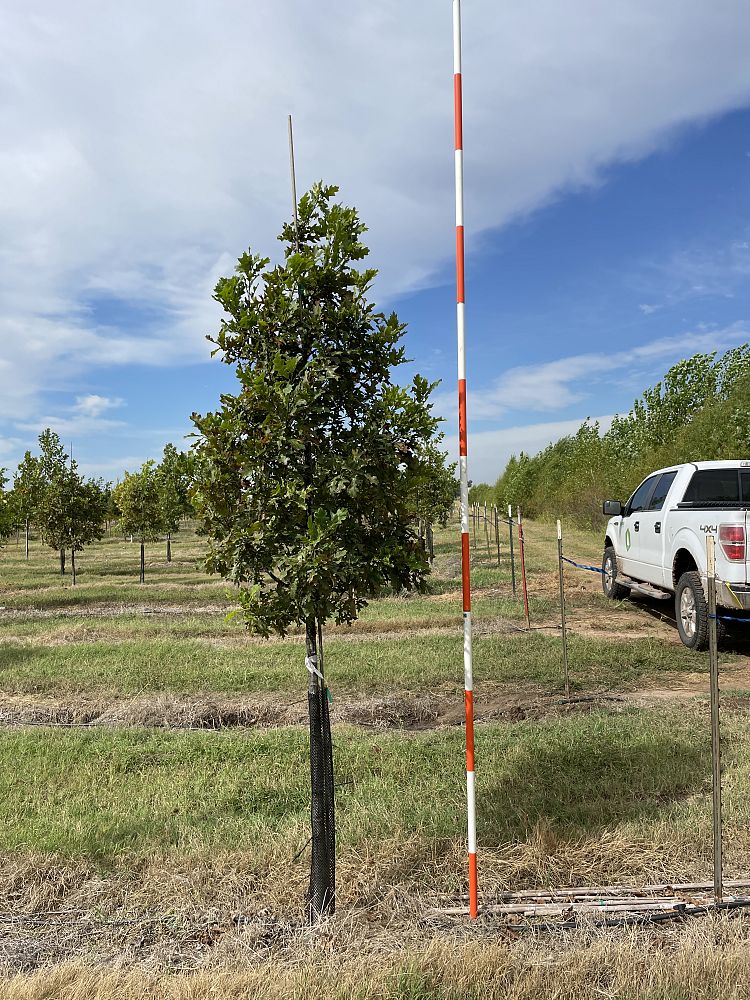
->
[192,183,439,921]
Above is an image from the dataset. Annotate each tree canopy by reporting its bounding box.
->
[192,182,441,638]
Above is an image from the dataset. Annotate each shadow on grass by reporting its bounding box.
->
[477,717,708,840]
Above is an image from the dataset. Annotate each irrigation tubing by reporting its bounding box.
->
[561,556,604,575]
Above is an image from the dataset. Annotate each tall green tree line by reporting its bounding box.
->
[495,346,750,526]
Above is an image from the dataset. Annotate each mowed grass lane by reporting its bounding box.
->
[0,707,744,893]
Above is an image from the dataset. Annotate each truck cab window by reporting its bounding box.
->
[646,471,677,511]
[626,475,659,515]
[682,469,739,504]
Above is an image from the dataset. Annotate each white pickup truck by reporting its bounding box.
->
[602,461,750,649]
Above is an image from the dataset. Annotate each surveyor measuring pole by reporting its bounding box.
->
[706,534,723,903]
[557,520,571,698]
[452,0,478,920]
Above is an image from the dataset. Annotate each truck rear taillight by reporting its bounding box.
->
[719,524,746,561]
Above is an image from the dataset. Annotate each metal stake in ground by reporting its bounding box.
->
[706,534,723,904]
[508,504,516,596]
[484,500,491,558]
[452,0,478,920]
[494,505,501,567]
[518,507,530,630]
[557,519,570,699]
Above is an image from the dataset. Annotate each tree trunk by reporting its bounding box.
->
[71,548,76,586]
[25,520,29,561]
[59,549,66,576]
[306,617,335,921]
[166,533,172,563]
[427,523,434,562]
[140,542,145,583]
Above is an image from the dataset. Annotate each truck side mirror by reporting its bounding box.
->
[603,500,623,516]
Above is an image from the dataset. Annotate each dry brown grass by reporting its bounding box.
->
[4,918,750,998]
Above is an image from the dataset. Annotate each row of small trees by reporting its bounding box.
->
[0,434,193,583]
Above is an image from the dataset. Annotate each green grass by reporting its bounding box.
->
[0,709,715,861]
[0,630,715,696]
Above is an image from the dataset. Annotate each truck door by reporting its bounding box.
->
[619,474,660,578]
[634,470,677,586]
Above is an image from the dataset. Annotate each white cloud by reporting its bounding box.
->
[437,323,750,482]
[451,415,615,485]
[1,1,750,421]
[634,238,750,310]
[432,324,750,423]
[74,394,124,418]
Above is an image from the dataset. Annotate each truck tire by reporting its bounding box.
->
[675,571,725,650]
[602,546,628,600]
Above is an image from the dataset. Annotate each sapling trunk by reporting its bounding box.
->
[59,548,65,576]
[71,548,76,586]
[25,520,29,561]
[140,542,145,583]
[306,617,335,921]
[427,523,434,562]
[166,533,172,563]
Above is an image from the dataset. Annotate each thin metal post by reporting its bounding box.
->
[484,501,491,558]
[518,507,530,630]
[507,504,516,596]
[453,0,478,920]
[287,115,300,248]
[494,506,501,566]
[557,519,570,699]
[706,534,723,904]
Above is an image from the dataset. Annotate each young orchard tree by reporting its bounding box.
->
[35,430,74,575]
[13,452,44,560]
[192,182,439,922]
[156,443,193,562]
[0,470,15,547]
[408,437,458,560]
[113,461,164,582]
[36,460,108,585]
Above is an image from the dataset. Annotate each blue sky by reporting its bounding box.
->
[2,1,750,484]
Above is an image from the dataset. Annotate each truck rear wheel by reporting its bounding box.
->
[675,571,724,650]
[602,546,628,600]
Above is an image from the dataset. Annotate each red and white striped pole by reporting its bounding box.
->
[453,0,478,921]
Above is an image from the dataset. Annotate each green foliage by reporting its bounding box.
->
[113,461,164,542]
[12,450,44,526]
[468,482,495,506]
[155,443,193,534]
[406,412,458,528]
[495,346,750,526]
[34,431,108,555]
[192,182,440,637]
[0,469,14,543]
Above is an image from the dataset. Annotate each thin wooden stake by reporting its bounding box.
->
[484,501,491,558]
[507,504,516,596]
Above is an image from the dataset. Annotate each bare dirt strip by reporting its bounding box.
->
[1,666,749,733]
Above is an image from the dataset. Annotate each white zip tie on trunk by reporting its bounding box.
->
[305,656,325,683]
